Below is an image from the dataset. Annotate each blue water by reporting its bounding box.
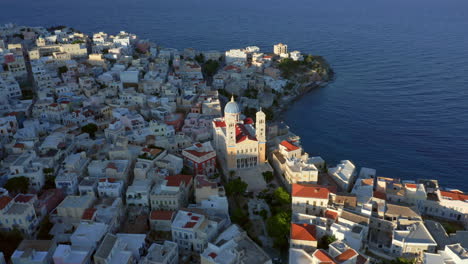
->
[2,0,468,190]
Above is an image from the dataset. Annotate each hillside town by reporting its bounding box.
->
[0,23,466,264]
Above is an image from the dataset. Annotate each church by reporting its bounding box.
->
[212,97,266,170]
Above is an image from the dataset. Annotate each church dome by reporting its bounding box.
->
[225,96,240,114]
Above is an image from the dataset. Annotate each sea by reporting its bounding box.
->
[2,0,468,190]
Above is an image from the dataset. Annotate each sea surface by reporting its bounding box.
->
[2,0,468,190]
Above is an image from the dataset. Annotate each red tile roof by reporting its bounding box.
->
[335,249,358,263]
[292,184,330,199]
[150,210,175,221]
[244,117,254,125]
[13,143,25,148]
[236,124,257,143]
[373,191,387,200]
[14,194,34,203]
[361,178,374,186]
[0,196,12,210]
[313,249,336,263]
[196,176,217,188]
[213,120,226,127]
[291,223,317,241]
[223,65,241,72]
[280,140,300,151]
[106,162,117,170]
[324,210,339,221]
[99,178,117,183]
[357,254,368,264]
[405,183,417,189]
[183,221,197,228]
[184,149,212,158]
[440,191,468,201]
[165,174,192,187]
[82,208,97,220]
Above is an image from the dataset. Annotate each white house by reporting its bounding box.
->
[292,184,331,216]
[140,241,178,264]
[328,160,357,192]
[171,209,221,253]
[126,179,153,207]
[97,178,124,198]
[225,49,247,65]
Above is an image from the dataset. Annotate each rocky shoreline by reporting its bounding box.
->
[272,61,334,121]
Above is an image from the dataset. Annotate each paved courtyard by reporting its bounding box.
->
[218,155,273,193]
[235,163,272,193]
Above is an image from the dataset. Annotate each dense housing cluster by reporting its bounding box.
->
[0,23,466,264]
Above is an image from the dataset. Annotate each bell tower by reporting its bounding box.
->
[225,96,239,170]
[256,108,266,164]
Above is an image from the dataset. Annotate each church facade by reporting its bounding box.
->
[212,97,266,170]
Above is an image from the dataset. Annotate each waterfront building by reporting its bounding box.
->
[212,96,266,171]
[391,222,437,258]
[423,244,468,264]
[273,43,288,55]
[225,49,247,65]
[418,189,468,226]
[328,160,357,192]
[290,50,303,61]
[271,140,319,191]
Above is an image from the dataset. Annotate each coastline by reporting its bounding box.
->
[273,71,335,121]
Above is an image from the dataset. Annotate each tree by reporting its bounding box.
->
[273,187,291,206]
[4,177,29,194]
[225,178,248,196]
[244,88,258,99]
[231,208,248,226]
[285,82,295,91]
[37,216,53,240]
[194,53,205,64]
[0,228,23,261]
[259,209,268,220]
[382,258,416,264]
[43,168,54,175]
[81,123,98,138]
[278,58,302,79]
[266,211,291,249]
[318,235,337,249]
[203,59,219,77]
[43,175,56,190]
[262,171,274,183]
[58,66,68,74]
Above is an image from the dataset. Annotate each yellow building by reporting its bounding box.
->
[212,97,266,170]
